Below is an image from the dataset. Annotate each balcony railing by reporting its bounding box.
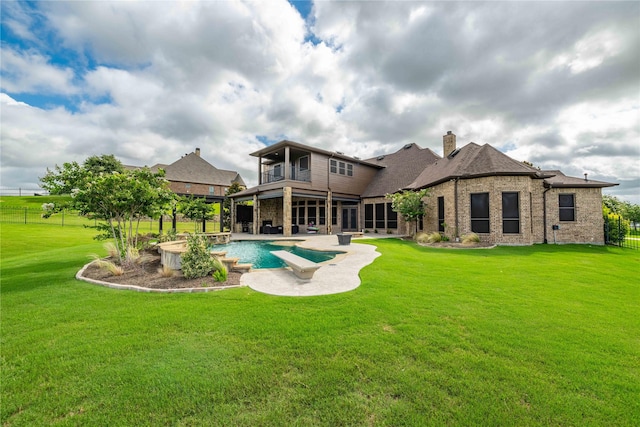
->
[261,167,311,184]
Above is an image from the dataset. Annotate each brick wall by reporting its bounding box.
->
[169,182,228,197]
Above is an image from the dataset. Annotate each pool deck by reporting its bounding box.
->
[233,233,398,297]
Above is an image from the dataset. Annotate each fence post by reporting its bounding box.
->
[62,209,65,227]
[24,207,27,224]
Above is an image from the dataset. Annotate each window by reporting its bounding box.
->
[332,203,338,226]
[319,206,326,225]
[298,206,305,225]
[292,206,297,224]
[185,183,191,190]
[386,203,398,229]
[308,206,317,225]
[502,192,520,234]
[330,159,353,177]
[209,186,215,195]
[375,203,385,229]
[438,196,445,232]
[471,193,490,233]
[365,204,374,228]
[299,156,309,171]
[273,164,282,179]
[559,194,575,221]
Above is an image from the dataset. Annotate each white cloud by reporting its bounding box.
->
[0,47,77,95]
[1,0,639,203]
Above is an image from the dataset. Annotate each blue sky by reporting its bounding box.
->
[1,1,639,203]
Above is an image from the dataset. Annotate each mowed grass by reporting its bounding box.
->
[1,224,638,426]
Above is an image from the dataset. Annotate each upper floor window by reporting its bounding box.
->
[273,164,282,179]
[185,183,191,191]
[330,159,353,177]
[299,156,309,171]
[559,194,575,221]
[209,186,215,195]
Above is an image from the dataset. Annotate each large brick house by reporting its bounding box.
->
[229,133,616,245]
[149,148,245,201]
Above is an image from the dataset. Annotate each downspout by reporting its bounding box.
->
[543,184,551,244]
[454,178,459,241]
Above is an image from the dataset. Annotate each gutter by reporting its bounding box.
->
[543,184,551,244]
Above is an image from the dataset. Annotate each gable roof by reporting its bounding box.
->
[361,143,440,197]
[542,170,617,188]
[408,143,547,189]
[150,152,245,187]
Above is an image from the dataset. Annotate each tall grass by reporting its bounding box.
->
[2,224,638,426]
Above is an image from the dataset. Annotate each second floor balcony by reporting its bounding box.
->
[262,166,311,184]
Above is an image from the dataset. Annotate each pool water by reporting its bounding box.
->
[211,240,342,269]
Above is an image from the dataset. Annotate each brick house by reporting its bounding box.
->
[149,148,245,201]
[229,133,616,244]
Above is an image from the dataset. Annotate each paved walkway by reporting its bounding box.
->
[236,234,385,297]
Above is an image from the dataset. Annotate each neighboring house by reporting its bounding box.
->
[229,133,617,244]
[146,148,245,202]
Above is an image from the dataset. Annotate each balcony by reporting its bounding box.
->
[262,167,311,184]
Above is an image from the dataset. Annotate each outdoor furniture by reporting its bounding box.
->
[271,250,321,280]
[307,223,319,233]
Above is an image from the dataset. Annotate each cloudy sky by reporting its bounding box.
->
[1,1,639,202]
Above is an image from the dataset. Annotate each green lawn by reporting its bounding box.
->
[1,224,638,426]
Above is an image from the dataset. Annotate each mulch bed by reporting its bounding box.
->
[80,250,242,290]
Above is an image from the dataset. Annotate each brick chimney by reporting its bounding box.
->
[443,131,456,156]
[195,148,201,157]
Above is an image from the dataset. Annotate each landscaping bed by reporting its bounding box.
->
[80,249,242,289]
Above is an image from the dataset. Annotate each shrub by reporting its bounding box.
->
[211,258,228,282]
[181,233,215,279]
[461,232,480,245]
[158,265,175,278]
[426,232,442,243]
[604,208,630,244]
[90,255,124,276]
[416,232,429,243]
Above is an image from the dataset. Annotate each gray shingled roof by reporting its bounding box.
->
[150,152,245,187]
[361,143,440,197]
[407,143,543,189]
[542,170,617,188]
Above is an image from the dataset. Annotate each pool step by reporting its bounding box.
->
[210,250,227,257]
[220,257,252,273]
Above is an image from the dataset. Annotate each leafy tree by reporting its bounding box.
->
[624,203,640,231]
[386,189,430,237]
[178,195,215,231]
[602,195,625,214]
[74,168,175,264]
[40,154,124,195]
[223,181,245,231]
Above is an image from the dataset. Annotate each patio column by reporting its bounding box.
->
[283,186,292,237]
[230,198,235,233]
[253,194,259,235]
[327,190,332,234]
[284,146,290,180]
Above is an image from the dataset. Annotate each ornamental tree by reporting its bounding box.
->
[40,154,124,195]
[386,189,430,237]
[74,168,175,264]
[178,195,215,231]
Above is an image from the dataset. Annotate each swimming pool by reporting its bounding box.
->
[211,240,342,269]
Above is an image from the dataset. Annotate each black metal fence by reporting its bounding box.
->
[604,216,639,250]
[0,206,221,233]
